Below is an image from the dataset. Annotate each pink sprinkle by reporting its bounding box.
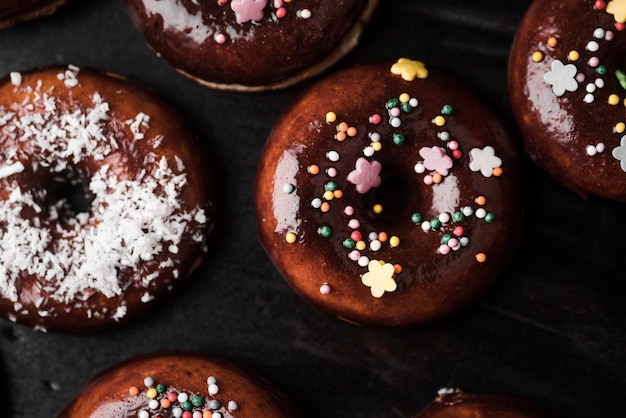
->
[326,167,337,178]
[588,57,599,67]
[351,231,362,242]
[576,73,585,83]
[344,206,354,216]
[447,238,459,248]
[606,31,614,41]
[423,175,434,185]
[276,6,287,18]
[320,283,331,294]
[214,33,226,44]
[453,226,464,237]
[616,22,626,31]
[370,114,382,124]
[447,140,459,150]
[438,244,451,255]
[348,219,360,229]
[349,250,361,261]
[218,0,228,4]
[390,107,401,117]
[274,0,283,7]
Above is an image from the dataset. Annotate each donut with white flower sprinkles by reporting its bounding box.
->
[256,59,524,327]
[0,66,213,332]
[125,0,379,91]
[509,0,626,201]
[58,353,300,418]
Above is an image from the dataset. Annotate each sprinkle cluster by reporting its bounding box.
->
[212,0,312,44]
[532,0,626,169]
[280,59,504,299]
[130,375,239,418]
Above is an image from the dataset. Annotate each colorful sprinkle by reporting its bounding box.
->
[286,232,297,244]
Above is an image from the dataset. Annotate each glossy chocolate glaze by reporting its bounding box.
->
[414,390,551,418]
[256,60,524,327]
[509,0,626,201]
[0,0,66,29]
[125,0,378,90]
[57,352,300,417]
[0,67,213,333]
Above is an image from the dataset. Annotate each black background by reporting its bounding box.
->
[0,1,625,417]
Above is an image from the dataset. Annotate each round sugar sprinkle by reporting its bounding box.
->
[228,401,239,411]
[327,150,340,161]
[144,377,154,387]
[282,183,295,194]
[320,283,331,294]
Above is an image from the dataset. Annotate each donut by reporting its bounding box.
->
[509,0,626,201]
[0,66,213,332]
[256,58,524,327]
[124,0,379,92]
[0,0,67,29]
[57,352,300,417]
[414,389,551,418]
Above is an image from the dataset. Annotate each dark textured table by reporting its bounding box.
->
[0,1,624,417]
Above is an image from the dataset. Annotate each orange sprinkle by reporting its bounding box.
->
[129,386,139,396]
[336,131,347,142]
[333,189,343,199]
[393,264,403,274]
[547,36,557,47]
[338,121,349,132]
[475,253,487,263]
[308,165,319,175]
[161,399,171,409]
[475,195,487,205]
[492,166,503,177]
[347,126,358,137]
[432,172,443,184]
[203,412,213,418]
[378,231,388,242]
[320,202,330,212]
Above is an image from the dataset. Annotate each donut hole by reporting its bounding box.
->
[365,174,412,220]
[44,176,91,222]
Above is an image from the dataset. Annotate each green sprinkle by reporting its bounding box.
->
[318,225,333,238]
[411,213,422,224]
[192,395,204,407]
[343,238,355,249]
[484,213,495,223]
[156,383,166,393]
[401,102,412,113]
[386,98,399,109]
[430,218,442,230]
[324,181,338,192]
[597,65,607,76]
[441,104,454,116]
[441,234,451,244]
[453,211,464,222]
[181,401,193,411]
[393,133,406,145]
[617,69,626,92]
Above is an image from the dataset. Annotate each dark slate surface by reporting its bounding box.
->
[0,0,624,417]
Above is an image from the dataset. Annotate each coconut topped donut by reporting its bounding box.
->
[414,389,551,418]
[509,0,626,201]
[58,352,300,417]
[125,0,379,91]
[0,66,213,332]
[0,0,66,29]
[256,58,524,327]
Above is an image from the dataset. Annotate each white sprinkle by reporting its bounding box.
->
[178,393,189,403]
[139,411,150,418]
[593,28,606,39]
[586,40,599,52]
[172,407,183,418]
[438,212,450,224]
[357,256,369,267]
[596,143,606,153]
[370,240,381,251]
[462,206,473,217]
[282,183,295,194]
[208,383,219,395]
[475,208,487,219]
[583,93,594,103]
[369,132,381,142]
[207,376,217,385]
[586,83,596,93]
[298,8,312,18]
[390,117,401,128]
[460,237,470,247]
[363,146,374,157]
[595,78,605,88]
[9,72,21,86]
[212,413,222,418]
[348,219,360,229]
[228,401,238,411]
[421,221,431,231]
[368,232,378,241]
[149,399,159,409]
[414,162,425,174]
[144,376,154,387]
[586,144,598,156]
[409,98,419,107]
[0,161,24,179]
[437,131,450,141]
[319,283,331,294]
[311,198,322,208]
[327,150,339,161]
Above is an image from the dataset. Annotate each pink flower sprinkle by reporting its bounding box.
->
[419,146,453,176]
[231,0,267,23]
[347,157,382,194]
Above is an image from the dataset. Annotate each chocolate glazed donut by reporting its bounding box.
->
[125,0,379,91]
[256,59,524,327]
[509,0,626,201]
[0,66,213,333]
[414,389,552,418]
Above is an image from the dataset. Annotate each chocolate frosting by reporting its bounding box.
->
[509,0,626,200]
[256,60,524,327]
[0,67,213,333]
[125,0,377,90]
[57,352,300,417]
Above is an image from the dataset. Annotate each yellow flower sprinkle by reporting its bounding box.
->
[609,94,620,105]
[433,115,446,127]
[568,50,580,61]
[286,232,297,244]
[325,111,337,123]
[399,93,410,103]
[531,51,544,63]
[616,122,626,134]
[389,236,400,248]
